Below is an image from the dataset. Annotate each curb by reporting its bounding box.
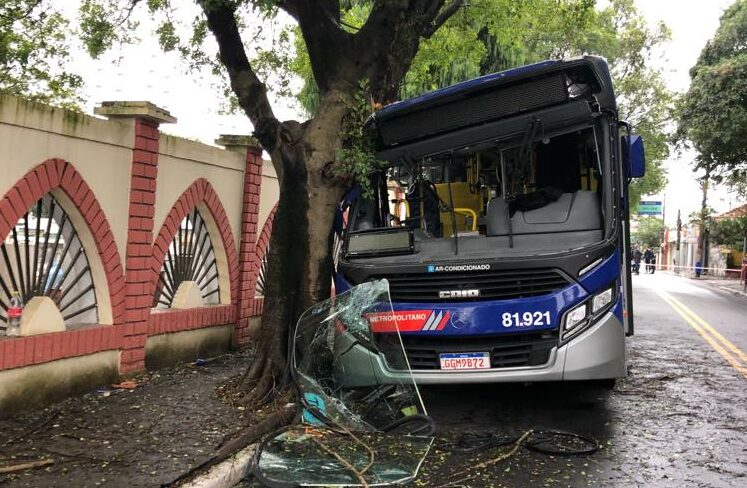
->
[666,271,747,298]
[177,445,256,488]
[715,285,747,299]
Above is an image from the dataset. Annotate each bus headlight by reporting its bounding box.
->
[562,285,617,342]
[564,303,588,332]
[592,287,613,313]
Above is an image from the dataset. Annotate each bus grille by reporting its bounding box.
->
[378,332,557,370]
[372,268,571,302]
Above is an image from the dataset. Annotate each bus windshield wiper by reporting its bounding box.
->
[501,117,545,248]
[446,153,458,255]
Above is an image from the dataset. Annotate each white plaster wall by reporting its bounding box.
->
[0,96,134,270]
[258,161,279,232]
[0,96,282,274]
[155,134,245,250]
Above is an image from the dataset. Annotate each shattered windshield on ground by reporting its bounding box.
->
[253,279,434,487]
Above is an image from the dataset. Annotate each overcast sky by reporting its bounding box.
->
[634,0,740,225]
[73,0,742,225]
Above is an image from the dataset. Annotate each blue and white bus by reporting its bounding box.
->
[334,56,645,384]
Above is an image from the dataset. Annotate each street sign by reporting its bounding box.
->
[638,200,663,216]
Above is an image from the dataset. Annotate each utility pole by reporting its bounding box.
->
[699,165,711,274]
[660,194,666,269]
[676,209,682,274]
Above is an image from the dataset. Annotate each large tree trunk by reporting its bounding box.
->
[242,92,349,403]
[199,0,465,407]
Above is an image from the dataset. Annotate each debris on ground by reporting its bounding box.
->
[0,348,253,488]
[110,380,138,390]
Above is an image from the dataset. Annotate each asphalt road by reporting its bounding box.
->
[417,272,747,487]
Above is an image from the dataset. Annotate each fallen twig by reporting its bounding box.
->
[0,459,54,474]
[2,411,61,445]
[434,429,534,488]
[311,435,369,488]
[335,425,376,476]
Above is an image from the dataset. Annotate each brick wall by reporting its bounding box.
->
[0,98,278,379]
[120,119,160,373]
[0,159,127,371]
[235,144,264,346]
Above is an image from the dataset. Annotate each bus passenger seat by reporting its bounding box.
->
[486,197,510,236]
[486,191,603,248]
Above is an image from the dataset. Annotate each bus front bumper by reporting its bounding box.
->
[335,310,626,386]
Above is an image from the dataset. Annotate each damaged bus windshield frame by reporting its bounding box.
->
[333,56,645,385]
[344,118,614,258]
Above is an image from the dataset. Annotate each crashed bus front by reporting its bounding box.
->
[333,56,644,385]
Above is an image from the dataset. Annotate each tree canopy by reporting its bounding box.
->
[290,0,671,207]
[711,215,747,250]
[678,0,747,189]
[0,1,83,108]
[632,216,664,249]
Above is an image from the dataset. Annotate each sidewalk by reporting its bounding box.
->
[665,270,747,298]
[0,348,253,487]
[700,277,747,297]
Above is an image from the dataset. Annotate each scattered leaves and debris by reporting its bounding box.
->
[0,348,254,487]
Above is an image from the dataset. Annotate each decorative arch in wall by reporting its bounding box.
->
[254,203,277,297]
[151,178,239,308]
[0,159,126,328]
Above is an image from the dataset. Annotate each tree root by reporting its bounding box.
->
[240,350,266,386]
[215,404,297,459]
[165,403,297,487]
[239,350,291,407]
[242,372,277,406]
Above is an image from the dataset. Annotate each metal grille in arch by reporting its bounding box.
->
[153,208,220,309]
[0,194,98,333]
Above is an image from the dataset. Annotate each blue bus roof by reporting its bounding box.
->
[374,56,612,125]
[377,60,560,119]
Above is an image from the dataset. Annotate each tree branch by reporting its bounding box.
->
[199,0,281,151]
[354,1,457,103]
[355,1,411,51]
[278,0,349,93]
[422,0,464,38]
[278,0,340,24]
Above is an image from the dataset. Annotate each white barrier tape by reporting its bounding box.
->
[639,263,745,273]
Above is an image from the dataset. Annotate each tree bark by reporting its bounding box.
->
[241,91,350,401]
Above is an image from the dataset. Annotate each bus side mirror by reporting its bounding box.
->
[623,134,646,178]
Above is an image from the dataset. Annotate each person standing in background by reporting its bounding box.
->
[633,246,643,275]
[644,248,654,273]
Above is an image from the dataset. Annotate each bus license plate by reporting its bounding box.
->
[439,352,490,370]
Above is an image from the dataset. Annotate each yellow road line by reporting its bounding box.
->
[656,291,747,380]
[661,290,747,364]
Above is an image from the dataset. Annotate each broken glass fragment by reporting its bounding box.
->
[253,280,433,487]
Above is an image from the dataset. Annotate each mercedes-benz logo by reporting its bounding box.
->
[449,312,470,330]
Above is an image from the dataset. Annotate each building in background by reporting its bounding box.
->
[663,202,746,277]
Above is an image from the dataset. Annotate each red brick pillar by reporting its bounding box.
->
[216,135,264,346]
[95,101,176,374]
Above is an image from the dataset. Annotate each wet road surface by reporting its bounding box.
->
[418,272,747,487]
